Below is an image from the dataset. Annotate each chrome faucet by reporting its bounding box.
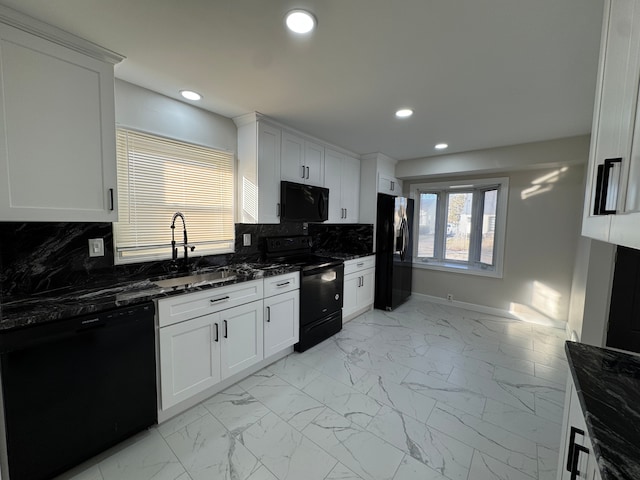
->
[171,212,195,268]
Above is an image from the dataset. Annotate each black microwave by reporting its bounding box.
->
[280,181,329,222]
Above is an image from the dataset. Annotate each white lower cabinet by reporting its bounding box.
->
[264,272,300,357]
[159,299,264,410]
[343,256,375,321]
[158,274,300,411]
[557,378,602,480]
[264,290,300,357]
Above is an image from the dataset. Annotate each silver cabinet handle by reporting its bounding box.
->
[306,166,310,179]
[223,319,228,338]
[266,306,271,322]
[345,208,347,218]
[214,323,219,342]
[276,281,291,287]
[357,262,364,267]
[301,165,306,178]
[210,296,230,304]
[277,203,280,217]
[108,188,114,211]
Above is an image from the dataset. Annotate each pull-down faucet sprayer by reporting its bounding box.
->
[171,212,195,269]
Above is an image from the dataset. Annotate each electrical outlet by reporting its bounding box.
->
[447,293,453,301]
[88,238,105,257]
[243,233,251,247]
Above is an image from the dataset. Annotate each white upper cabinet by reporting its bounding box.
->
[236,112,361,223]
[236,115,281,224]
[281,131,324,186]
[378,173,403,196]
[325,148,360,223]
[304,140,325,186]
[342,155,361,222]
[583,0,640,248]
[281,131,305,183]
[0,9,122,222]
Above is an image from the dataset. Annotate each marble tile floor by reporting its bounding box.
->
[57,297,569,480]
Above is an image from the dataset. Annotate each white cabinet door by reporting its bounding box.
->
[159,314,221,410]
[264,290,299,357]
[378,174,402,195]
[325,149,361,223]
[304,140,324,186]
[281,131,305,183]
[220,300,264,379]
[342,155,361,222]
[324,148,344,222]
[558,381,594,480]
[257,121,282,223]
[342,274,360,320]
[281,131,324,186]
[0,23,117,222]
[357,269,375,308]
[583,0,640,244]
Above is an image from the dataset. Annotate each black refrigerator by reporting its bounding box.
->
[374,192,414,311]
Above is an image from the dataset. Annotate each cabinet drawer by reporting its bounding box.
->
[263,272,300,297]
[157,279,264,327]
[344,255,375,276]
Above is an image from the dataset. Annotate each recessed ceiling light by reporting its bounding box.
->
[435,143,449,150]
[180,90,202,101]
[395,108,413,118]
[285,10,316,34]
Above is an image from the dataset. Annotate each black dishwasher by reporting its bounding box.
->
[0,302,157,480]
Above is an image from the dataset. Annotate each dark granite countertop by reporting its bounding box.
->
[565,341,640,480]
[0,263,299,332]
[318,251,375,261]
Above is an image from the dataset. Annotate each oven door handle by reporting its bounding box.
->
[303,265,341,276]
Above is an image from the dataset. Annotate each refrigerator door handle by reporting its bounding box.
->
[398,217,409,261]
[403,216,410,258]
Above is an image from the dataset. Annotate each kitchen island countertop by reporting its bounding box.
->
[565,341,640,480]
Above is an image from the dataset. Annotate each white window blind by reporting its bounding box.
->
[113,128,235,264]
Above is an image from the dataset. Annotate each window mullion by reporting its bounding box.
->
[469,190,484,264]
[435,191,446,260]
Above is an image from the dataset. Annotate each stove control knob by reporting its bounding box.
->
[335,294,340,300]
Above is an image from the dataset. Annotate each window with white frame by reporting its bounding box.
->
[113,128,235,264]
[410,177,508,276]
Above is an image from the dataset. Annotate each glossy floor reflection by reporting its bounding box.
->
[58,297,568,480]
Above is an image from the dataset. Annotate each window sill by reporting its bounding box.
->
[412,260,503,278]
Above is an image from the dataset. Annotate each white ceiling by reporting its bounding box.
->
[1,0,604,160]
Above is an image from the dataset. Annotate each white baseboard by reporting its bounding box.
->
[411,293,567,330]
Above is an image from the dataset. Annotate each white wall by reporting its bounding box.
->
[408,162,586,324]
[114,79,236,152]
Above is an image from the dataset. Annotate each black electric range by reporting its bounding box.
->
[264,236,344,352]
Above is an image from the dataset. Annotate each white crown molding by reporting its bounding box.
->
[0,4,124,64]
[360,152,398,165]
[233,111,361,158]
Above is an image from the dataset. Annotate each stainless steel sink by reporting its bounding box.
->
[152,270,236,289]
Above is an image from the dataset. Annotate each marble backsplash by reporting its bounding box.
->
[0,221,373,299]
